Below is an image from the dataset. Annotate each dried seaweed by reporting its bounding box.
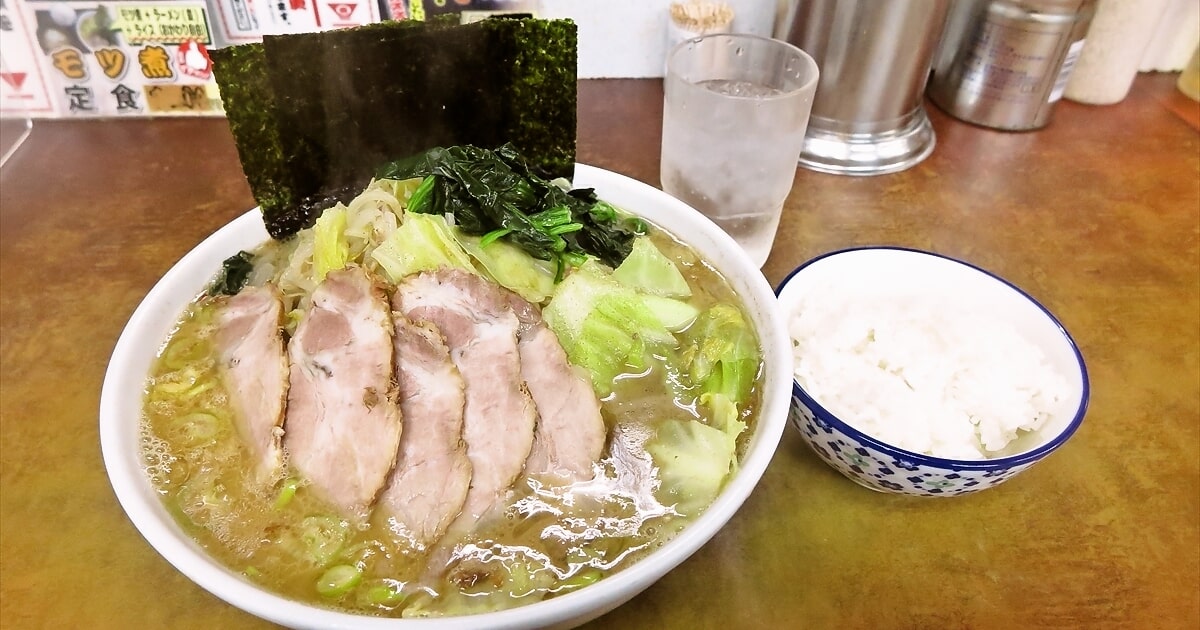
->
[210,17,578,240]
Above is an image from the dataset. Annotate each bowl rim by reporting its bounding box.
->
[99,163,793,628]
[775,245,1090,471]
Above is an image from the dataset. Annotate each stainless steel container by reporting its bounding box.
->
[927,0,1096,130]
[777,0,951,176]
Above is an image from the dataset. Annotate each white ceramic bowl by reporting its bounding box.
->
[776,247,1088,497]
[99,164,793,629]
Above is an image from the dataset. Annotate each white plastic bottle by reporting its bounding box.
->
[1063,0,1171,105]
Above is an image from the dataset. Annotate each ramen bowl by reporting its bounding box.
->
[99,164,793,628]
[776,247,1089,497]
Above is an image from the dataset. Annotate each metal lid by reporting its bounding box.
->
[991,0,1097,20]
[797,107,936,176]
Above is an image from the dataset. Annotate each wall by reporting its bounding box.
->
[540,0,781,78]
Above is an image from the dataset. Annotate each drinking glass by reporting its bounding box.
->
[661,33,818,268]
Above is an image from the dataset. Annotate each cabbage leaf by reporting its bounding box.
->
[612,236,692,298]
[681,304,759,405]
[313,205,349,280]
[644,393,745,516]
[452,231,557,303]
[369,213,475,283]
[543,261,679,396]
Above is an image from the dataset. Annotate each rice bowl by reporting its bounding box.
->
[776,247,1088,496]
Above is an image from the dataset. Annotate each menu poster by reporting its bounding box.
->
[417,0,533,18]
[0,0,55,115]
[17,0,222,117]
[381,0,406,20]
[207,0,381,47]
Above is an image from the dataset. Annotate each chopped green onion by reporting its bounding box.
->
[360,579,406,608]
[180,380,216,399]
[274,478,300,510]
[556,569,602,594]
[163,337,209,370]
[154,380,194,395]
[176,412,220,444]
[316,564,362,598]
[284,515,350,566]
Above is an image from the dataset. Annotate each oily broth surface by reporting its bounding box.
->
[139,225,763,617]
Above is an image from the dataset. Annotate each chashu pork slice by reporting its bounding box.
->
[213,284,289,485]
[508,298,606,484]
[284,267,403,516]
[395,269,536,531]
[378,315,472,548]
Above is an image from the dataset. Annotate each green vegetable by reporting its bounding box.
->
[280,515,350,567]
[505,560,534,597]
[161,336,209,371]
[312,205,349,281]
[369,212,476,283]
[378,143,640,271]
[640,295,700,332]
[178,476,232,523]
[152,368,203,397]
[359,579,406,608]
[543,261,677,396]
[406,175,436,214]
[681,304,760,405]
[644,393,746,516]
[273,478,300,510]
[208,251,255,296]
[176,412,220,444]
[554,568,602,594]
[612,237,692,298]
[452,230,557,303]
[316,564,362,598]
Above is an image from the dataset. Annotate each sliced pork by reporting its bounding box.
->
[283,267,402,515]
[213,284,288,485]
[395,270,536,530]
[378,315,472,548]
[511,306,606,484]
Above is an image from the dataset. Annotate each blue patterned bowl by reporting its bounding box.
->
[776,247,1089,497]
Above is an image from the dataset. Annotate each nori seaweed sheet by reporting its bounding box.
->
[208,44,295,231]
[502,18,577,179]
[211,17,578,240]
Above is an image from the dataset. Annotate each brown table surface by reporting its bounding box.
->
[2,75,1198,629]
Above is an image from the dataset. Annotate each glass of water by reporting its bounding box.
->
[661,33,819,268]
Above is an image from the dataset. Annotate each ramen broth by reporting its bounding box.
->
[140,226,762,618]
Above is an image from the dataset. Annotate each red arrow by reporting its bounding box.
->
[0,71,28,91]
[328,2,356,20]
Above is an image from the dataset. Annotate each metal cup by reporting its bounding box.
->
[777,0,951,176]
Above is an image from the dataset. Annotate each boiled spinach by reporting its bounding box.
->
[379,144,641,272]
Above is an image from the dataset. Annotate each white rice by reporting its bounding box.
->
[789,290,1069,460]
